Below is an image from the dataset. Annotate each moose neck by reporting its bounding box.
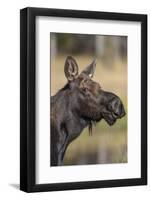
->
[51,86,90,166]
[63,88,89,138]
[53,85,89,140]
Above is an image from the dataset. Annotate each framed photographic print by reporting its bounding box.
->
[20,7,147,192]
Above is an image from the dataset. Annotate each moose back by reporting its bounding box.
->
[51,56,125,166]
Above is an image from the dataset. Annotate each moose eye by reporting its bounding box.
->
[83,87,88,93]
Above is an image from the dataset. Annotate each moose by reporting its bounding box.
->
[51,56,126,166]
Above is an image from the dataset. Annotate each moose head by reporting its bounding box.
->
[51,56,126,166]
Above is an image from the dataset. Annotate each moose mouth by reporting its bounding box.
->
[102,109,126,126]
[101,96,126,126]
[102,112,117,125]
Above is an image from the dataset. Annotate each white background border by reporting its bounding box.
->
[0,0,150,199]
[36,16,141,184]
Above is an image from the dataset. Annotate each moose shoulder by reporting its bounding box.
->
[51,56,126,166]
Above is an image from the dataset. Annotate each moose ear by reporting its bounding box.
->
[81,59,96,78]
[64,56,79,81]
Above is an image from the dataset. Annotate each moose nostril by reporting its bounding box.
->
[108,98,118,112]
[108,97,126,119]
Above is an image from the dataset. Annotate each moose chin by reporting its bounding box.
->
[51,56,126,166]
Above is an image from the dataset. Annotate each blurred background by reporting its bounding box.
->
[50,33,127,166]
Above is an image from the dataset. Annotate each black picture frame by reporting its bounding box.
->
[20,7,147,192]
